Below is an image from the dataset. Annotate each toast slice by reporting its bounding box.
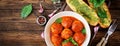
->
[99,3,112,28]
[88,0,112,28]
[66,0,99,26]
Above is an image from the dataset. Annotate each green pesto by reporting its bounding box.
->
[96,7,107,18]
[69,0,98,22]
[90,0,105,8]
[100,18,110,25]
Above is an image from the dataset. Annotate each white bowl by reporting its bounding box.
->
[44,11,91,46]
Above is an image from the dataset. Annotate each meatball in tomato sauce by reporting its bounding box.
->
[73,32,85,45]
[50,16,86,46]
[62,17,73,28]
[72,20,84,32]
[51,34,63,46]
[61,29,73,39]
[51,22,63,34]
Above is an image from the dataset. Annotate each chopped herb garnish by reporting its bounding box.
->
[82,28,86,34]
[62,37,78,46]
[55,18,62,23]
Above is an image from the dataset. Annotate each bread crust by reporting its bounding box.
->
[87,0,112,28]
[66,0,99,26]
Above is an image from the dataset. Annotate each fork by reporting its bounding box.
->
[96,19,118,46]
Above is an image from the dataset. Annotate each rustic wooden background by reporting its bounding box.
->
[0,0,120,46]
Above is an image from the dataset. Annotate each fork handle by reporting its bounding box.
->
[102,40,108,46]
[102,34,110,46]
[96,37,105,46]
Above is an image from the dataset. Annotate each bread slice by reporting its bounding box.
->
[87,0,112,28]
[99,3,112,28]
[66,0,99,26]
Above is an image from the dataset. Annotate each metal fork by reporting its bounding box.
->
[96,19,118,46]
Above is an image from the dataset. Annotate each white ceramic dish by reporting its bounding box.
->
[44,11,91,46]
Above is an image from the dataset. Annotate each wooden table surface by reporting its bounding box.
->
[0,0,120,46]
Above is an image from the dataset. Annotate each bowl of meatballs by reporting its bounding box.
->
[44,11,91,46]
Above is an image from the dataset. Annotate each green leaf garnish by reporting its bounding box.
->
[96,7,107,18]
[62,37,78,46]
[62,39,69,44]
[21,4,32,19]
[55,18,62,23]
[69,37,78,46]
[82,28,86,34]
[90,0,105,8]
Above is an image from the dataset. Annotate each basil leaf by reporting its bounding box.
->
[62,37,78,46]
[96,7,107,18]
[55,18,62,23]
[90,0,105,8]
[62,39,69,44]
[82,28,86,34]
[21,4,32,19]
[69,37,78,46]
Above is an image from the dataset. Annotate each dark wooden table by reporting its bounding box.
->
[0,0,120,46]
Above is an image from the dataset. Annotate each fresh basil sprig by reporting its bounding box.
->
[90,0,105,8]
[55,18,62,23]
[21,4,32,19]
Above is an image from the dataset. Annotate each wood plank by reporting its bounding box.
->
[0,22,45,31]
[0,0,55,10]
[0,0,120,10]
[0,31,46,46]
[109,0,120,9]
[91,30,120,46]
[0,10,53,23]
[110,10,120,19]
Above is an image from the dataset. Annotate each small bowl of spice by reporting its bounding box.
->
[36,16,47,25]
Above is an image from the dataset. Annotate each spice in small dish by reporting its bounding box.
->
[36,16,46,25]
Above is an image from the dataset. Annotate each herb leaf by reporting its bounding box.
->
[21,4,32,19]
[82,28,86,34]
[96,7,107,18]
[55,18,62,23]
[62,39,69,44]
[69,37,78,46]
[62,37,78,46]
[90,0,105,8]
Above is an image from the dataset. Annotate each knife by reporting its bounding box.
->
[96,19,118,46]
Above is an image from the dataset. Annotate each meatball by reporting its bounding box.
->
[61,29,73,39]
[51,22,63,34]
[51,34,63,46]
[62,16,73,28]
[62,42,74,46]
[72,20,84,32]
[73,32,85,45]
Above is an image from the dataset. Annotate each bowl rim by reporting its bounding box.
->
[44,11,91,46]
